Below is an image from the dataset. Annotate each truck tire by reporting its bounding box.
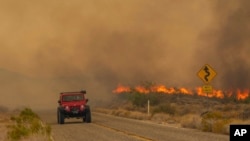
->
[57,110,59,124]
[84,106,91,123]
[58,109,65,124]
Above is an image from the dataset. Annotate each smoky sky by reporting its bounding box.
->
[0,0,249,108]
[0,0,212,84]
[216,0,250,89]
[196,0,250,89]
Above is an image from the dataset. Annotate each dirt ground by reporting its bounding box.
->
[0,114,10,141]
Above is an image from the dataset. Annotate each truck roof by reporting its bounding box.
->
[60,90,86,95]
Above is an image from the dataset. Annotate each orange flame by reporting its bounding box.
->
[151,85,176,94]
[179,88,192,95]
[135,86,150,94]
[113,84,250,100]
[237,89,249,100]
[112,84,131,94]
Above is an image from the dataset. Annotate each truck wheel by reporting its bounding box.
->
[84,107,91,123]
[57,110,59,124]
[58,110,65,124]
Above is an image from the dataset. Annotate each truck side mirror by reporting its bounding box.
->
[58,100,61,104]
[86,99,89,102]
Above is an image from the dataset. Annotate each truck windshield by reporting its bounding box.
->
[62,95,84,102]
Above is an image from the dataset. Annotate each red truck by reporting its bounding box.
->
[57,90,91,124]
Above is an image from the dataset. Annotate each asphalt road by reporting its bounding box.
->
[39,110,229,141]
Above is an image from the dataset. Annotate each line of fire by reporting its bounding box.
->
[112,84,250,101]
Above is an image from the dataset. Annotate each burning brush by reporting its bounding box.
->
[113,84,250,101]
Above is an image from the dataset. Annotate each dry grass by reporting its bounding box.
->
[95,94,250,135]
[94,108,112,115]
[95,108,150,120]
[0,114,10,141]
[180,114,201,129]
[7,108,52,141]
[0,108,53,141]
[95,105,250,135]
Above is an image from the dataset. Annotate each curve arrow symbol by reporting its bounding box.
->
[203,66,210,82]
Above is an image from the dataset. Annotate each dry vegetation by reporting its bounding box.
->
[0,106,53,141]
[95,93,250,135]
[0,106,11,141]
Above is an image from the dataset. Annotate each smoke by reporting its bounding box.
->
[0,0,248,109]
[196,0,250,89]
[216,0,250,89]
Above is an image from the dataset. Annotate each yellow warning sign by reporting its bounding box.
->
[202,85,213,93]
[197,64,217,84]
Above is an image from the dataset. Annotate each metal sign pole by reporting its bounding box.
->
[206,92,209,111]
[147,99,150,116]
[197,64,217,113]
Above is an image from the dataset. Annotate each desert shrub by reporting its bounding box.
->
[181,114,201,129]
[111,109,126,117]
[176,104,204,116]
[147,93,160,106]
[219,104,236,112]
[128,111,149,120]
[123,91,161,108]
[152,104,176,115]
[178,107,191,116]
[243,96,250,103]
[130,92,148,107]
[239,107,250,120]
[7,108,52,141]
[150,113,171,122]
[7,125,30,140]
[201,111,231,134]
[116,92,131,100]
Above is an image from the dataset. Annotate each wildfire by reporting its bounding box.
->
[112,84,250,100]
[151,85,176,94]
[135,86,150,94]
[112,84,131,93]
[237,89,249,100]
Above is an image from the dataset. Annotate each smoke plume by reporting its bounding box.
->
[0,0,249,109]
[196,0,250,89]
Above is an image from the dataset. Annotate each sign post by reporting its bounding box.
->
[197,64,217,110]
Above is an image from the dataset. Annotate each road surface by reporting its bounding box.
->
[39,110,229,141]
